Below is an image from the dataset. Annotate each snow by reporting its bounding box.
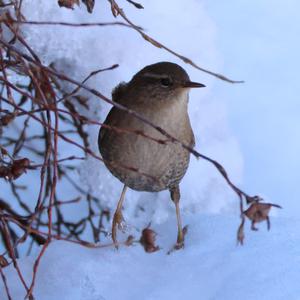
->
[2,214,298,300]
[205,1,300,216]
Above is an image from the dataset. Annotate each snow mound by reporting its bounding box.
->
[2,214,295,300]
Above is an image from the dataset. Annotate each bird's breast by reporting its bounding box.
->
[99,98,194,191]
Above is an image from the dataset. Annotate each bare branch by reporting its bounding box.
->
[108,0,243,83]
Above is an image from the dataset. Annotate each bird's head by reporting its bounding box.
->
[127,62,205,103]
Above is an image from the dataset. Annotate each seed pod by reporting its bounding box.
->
[140,227,159,253]
[0,113,15,126]
[11,158,30,180]
[244,202,282,231]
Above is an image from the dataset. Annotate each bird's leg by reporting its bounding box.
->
[170,185,184,250]
[112,185,127,248]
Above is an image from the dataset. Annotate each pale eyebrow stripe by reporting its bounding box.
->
[142,72,168,79]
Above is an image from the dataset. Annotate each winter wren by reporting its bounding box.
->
[98,62,205,250]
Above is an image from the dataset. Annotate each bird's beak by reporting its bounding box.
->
[182,81,206,88]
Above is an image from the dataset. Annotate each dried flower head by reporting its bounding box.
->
[139,227,159,253]
[244,202,282,231]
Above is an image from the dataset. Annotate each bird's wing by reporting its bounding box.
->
[98,121,106,146]
[112,81,128,103]
[98,108,118,145]
[99,82,129,145]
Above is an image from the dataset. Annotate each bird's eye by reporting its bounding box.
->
[160,77,172,87]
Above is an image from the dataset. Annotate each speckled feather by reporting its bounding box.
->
[98,62,196,192]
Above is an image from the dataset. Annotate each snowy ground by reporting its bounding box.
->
[2,213,297,300]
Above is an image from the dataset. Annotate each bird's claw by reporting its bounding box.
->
[167,241,184,255]
[167,225,188,254]
[175,240,185,250]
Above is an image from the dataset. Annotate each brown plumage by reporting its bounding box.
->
[98,62,205,250]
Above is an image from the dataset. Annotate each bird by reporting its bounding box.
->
[98,61,205,250]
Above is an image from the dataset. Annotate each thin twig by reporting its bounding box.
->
[108,0,243,83]
[0,266,12,300]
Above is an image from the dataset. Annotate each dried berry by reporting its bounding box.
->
[140,227,159,253]
[0,112,15,126]
[58,0,79,9]
[11,158,30,179]
[244,202,282,231]
[0,158,30,180]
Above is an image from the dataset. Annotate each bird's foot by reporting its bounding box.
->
[174,240,185,250]
[112,210,126,249]
[167,240,184,255]
[167,225,188,254]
